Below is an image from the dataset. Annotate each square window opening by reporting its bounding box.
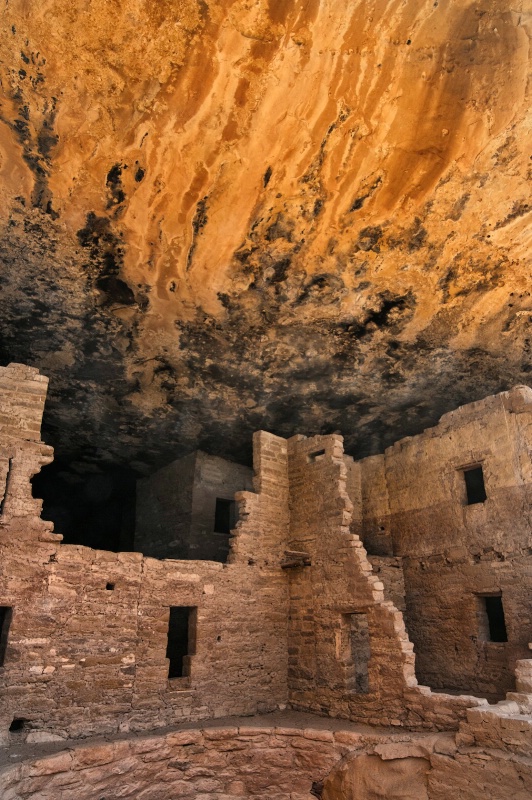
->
[308,449,326,463]
[477,594,508,642]
[166,606,196,679]
[106,582,115,591]
[0,606,13,667]
[463,465,487,505]
[214,498,236,535]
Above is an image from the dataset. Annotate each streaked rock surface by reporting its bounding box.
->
[0,0,530,470]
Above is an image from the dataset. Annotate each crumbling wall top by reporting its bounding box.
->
[0,363,48,444]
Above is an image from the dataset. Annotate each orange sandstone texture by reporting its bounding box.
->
[1,720,532,799]
[0,1,531,469]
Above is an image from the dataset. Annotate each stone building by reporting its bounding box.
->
[1,1,531,796]
[1,363,532,799]
[350,386,532,701]
[135,451,253,562]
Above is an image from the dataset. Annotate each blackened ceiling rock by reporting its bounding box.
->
[0,0,531,472]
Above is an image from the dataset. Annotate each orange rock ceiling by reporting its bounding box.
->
[0,0,530,471]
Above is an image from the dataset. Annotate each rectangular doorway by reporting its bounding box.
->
[166,606,197,679]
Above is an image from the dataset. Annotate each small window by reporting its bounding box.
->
[166,606,196,679]
[478,594,508,642]
[106,583,115,591]
[463,465,486,505]
[0,606,13,667]
[9,718,26,733]
[308,449,326,463]
[214,498,236,534]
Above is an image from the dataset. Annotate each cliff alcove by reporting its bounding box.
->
[3,5,532,798]
[0,0,530,487]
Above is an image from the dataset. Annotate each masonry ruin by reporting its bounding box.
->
[135,451,253,562]
[1,362,532,799]
[1,0,530,793]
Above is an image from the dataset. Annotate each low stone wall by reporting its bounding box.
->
[0,721,375,800]
[2,714,532,800]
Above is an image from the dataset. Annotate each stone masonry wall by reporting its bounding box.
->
[134,452,197,559]
[0,724,347,800]
[0,366,290,743]
[0,364,55,539]
[359,386,532,699]
[285,434,485,729]
[3,716,532,800]
[0,541,289,743]
[0,364,48,443]
[135,452,253,561]
[189,452,254,561]
[367,556,407,613]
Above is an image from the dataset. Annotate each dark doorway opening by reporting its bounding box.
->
[214,498,236,534]
[9,718,27,733]
[31,461,137,552]
[463,466,487,505]
[0,606,13,667]
[166,606,196,679]
[480,594,508,643]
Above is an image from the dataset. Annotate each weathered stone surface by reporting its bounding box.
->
[3,367,532,798]
[0,725,341,798]
[3,721,531,800]
[352,386,532,700]
[323,753,430,800]
[0,1,531,474]
[5,365,532,747]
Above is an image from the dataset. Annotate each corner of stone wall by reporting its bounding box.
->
[285,433,423,725]
[457,654,532,755]
[227,431,290,567]
[503,384,532,414]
